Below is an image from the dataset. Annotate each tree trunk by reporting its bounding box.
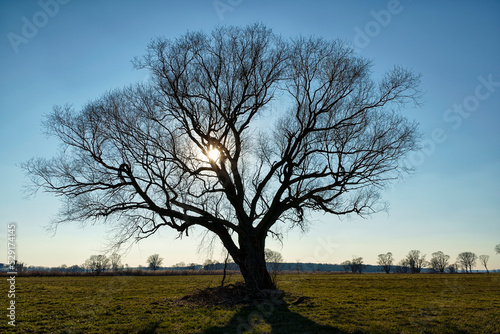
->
[236,235,275,291]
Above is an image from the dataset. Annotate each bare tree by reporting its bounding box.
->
[447,263,458,274]
[22,24,421,291]
[85,255,109,275]
[495,243,500,255]
[345,256,364,273]
[354,256,365,273]
[457,252,477,273]
[203,259,217,270]
[377,252,393,274]
[395,258,410,273]
[13,260,25,273]
[110,252,123,271]
[479,255,489,274]
[265,248,284,285]
[406,250,427,274]
[173,262,186,268]
[147,254,163,271]
[68,265,81,273]
[430,251,450,273]
[341,260,351,273]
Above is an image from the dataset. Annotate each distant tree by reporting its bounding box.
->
[96,255,109,273]
[377,252,394,274]
[457,252,477,273]
[265,249,284,267]
[406,250,427,274]
[203,259,216,270]
[174,261,186,268]
[85,255,109,275]
[430,251,450,273]
[479,255,490,274]
[68,265,81,273]
[147,254,163,271]
[341,260,351,273]
[188,263,197,270]
[447,263,458,274]
[395,258,410,273]
[110,253,123,271]
[352,257,364,273]
[12,260,25,273]
[23,24,422,291]
[495,243,500,255]
[265,249,284,285]
[344,256,364,273]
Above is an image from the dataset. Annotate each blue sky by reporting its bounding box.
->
[1,0,499,270]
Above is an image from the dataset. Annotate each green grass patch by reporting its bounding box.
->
[2,273,499,333]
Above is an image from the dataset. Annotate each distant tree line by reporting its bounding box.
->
[2,243,498,275]
[370,249,493,274]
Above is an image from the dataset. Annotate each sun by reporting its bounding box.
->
[206,146,221,161]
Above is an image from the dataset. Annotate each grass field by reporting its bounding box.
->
[3,273,500,333]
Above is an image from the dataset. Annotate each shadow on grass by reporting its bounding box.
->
[203,302,346,334]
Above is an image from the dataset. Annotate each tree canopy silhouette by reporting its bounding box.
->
[23,24,421,291]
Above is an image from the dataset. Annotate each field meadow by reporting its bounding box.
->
[2,273,499,333]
